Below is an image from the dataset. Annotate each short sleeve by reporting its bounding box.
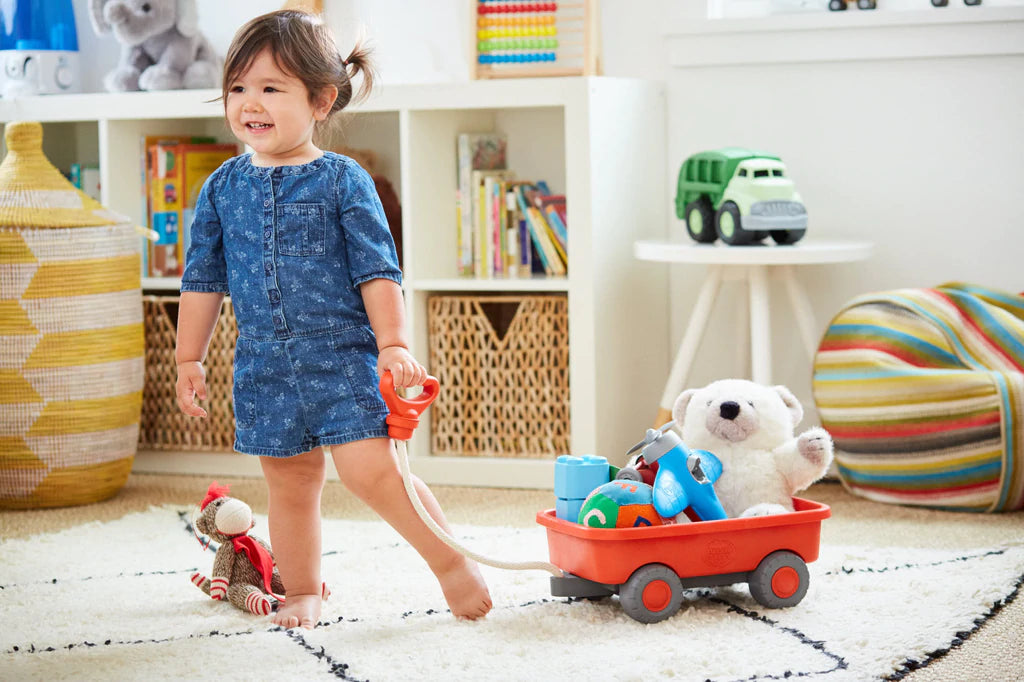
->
[180,170,228,294]
[337,160,402,288]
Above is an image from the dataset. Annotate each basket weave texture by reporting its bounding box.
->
[428,294,570,458]
[0,121,143,509]
[139,296,238,451]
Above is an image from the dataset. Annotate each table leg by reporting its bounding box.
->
[735,280,750,379]
[655,264,723,426]
[748,265,771,385]
[781,264,819,361]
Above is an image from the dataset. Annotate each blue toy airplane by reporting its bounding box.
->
[625,423,728,521]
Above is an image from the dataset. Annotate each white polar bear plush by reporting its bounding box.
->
[671,379,833,518]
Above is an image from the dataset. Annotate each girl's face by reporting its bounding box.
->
[225,49,336,166]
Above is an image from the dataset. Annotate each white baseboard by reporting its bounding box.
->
[132,450,554,490]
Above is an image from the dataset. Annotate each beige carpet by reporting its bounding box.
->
[2,474,1022,681]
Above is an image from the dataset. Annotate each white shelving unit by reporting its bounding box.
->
[0,77,669,488]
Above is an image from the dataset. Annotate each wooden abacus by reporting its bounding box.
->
[472,0,600,79]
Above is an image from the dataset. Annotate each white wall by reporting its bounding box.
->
[601,1,1024,420]
[73,0,472,92]
[73,0,1024,420]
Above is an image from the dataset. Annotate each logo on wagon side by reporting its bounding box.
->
[703,539,735,569]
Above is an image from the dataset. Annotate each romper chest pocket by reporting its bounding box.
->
[276,203,326,256]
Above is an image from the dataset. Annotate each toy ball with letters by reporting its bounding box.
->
[578,480,667,529]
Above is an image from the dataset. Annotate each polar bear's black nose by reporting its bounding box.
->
[719,401,740,420]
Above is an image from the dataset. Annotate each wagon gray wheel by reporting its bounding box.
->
[748,551,809,608]
[619,564,684,623]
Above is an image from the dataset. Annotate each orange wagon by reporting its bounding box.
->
[536,498,830,623]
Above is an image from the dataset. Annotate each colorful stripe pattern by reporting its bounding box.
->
[813,283,1024,512]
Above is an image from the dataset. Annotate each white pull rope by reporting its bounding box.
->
[395,439,563,577]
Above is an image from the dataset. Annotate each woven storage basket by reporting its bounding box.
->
[138,295,238,451]
[0,121,144,508]
[428,294,570,457]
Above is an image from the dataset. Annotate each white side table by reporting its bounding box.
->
[634,239,874,425]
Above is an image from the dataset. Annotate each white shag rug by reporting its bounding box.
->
[2,506,1022,682]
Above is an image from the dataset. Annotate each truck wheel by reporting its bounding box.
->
[857,0,876,8]
[619,564,684,623]
[748,551,809,609]
[828,0,847,9]
[685,198,716,243]
[716,202,755,246]
[931,0,948,5]
[771,229,806,245]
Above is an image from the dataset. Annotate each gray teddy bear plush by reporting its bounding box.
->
[88,0,221,92]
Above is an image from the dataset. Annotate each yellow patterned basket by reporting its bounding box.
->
[0,121,144,508]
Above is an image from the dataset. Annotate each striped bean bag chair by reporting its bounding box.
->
[812,283,1024,512]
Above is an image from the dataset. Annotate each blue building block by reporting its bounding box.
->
[555,455,610,499]
[554,455,610,522]
[556,497,586,525]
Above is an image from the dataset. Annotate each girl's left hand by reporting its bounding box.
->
[378,346,427,388]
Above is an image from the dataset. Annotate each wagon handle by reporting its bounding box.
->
[380,371,440,441]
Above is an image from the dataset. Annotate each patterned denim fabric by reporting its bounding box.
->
[181,152,402,457]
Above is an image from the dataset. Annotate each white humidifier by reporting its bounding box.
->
[0,0,80,97]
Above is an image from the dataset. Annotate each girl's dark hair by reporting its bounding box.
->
[222,10,374,117]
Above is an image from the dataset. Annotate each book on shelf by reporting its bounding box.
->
[140,134,215,278]
[144,140,237,277]
[470,168,515,279]
[513,183,566,277]
[523,184,568,271]
[456,132,507,277]
[69,164,100,202]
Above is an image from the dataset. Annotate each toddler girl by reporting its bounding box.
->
[175,9,491,628]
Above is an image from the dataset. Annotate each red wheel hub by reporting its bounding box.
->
[771,566,800,599]
[641,580,672,612]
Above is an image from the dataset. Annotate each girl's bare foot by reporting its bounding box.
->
[437,557,492,620]
[273,593,321,629]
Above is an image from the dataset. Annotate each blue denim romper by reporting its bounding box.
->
[180,152,402,457]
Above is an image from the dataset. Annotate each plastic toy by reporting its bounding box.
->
[626,422,727,522]
[578,480,666,529]
[930,0,981,5]
[554,454,611,522]
[675,147,807,246]
[539,499,830,623]
[828,0,877,9]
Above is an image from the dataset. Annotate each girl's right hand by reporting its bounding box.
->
[176,361,209,418]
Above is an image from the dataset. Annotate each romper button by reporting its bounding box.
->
[269,290,280,303]
[265,265,273,275]
[264,230,271,239]
[264,200,270,207]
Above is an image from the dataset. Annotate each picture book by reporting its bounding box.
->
[457,132,507,276]
[145,142,237,277]
[524,185,568,272]
[471,169,515,278]
[140,134,215,278]
[513,183,565,276]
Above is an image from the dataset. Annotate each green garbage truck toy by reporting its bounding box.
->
[675,148,807,246]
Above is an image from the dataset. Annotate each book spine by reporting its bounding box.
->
[505,189,518,276]
[518,216,532,277]
[544,205,568,253]
[456,135,473,277]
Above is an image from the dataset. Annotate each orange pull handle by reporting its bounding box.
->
[380,372,440,441]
